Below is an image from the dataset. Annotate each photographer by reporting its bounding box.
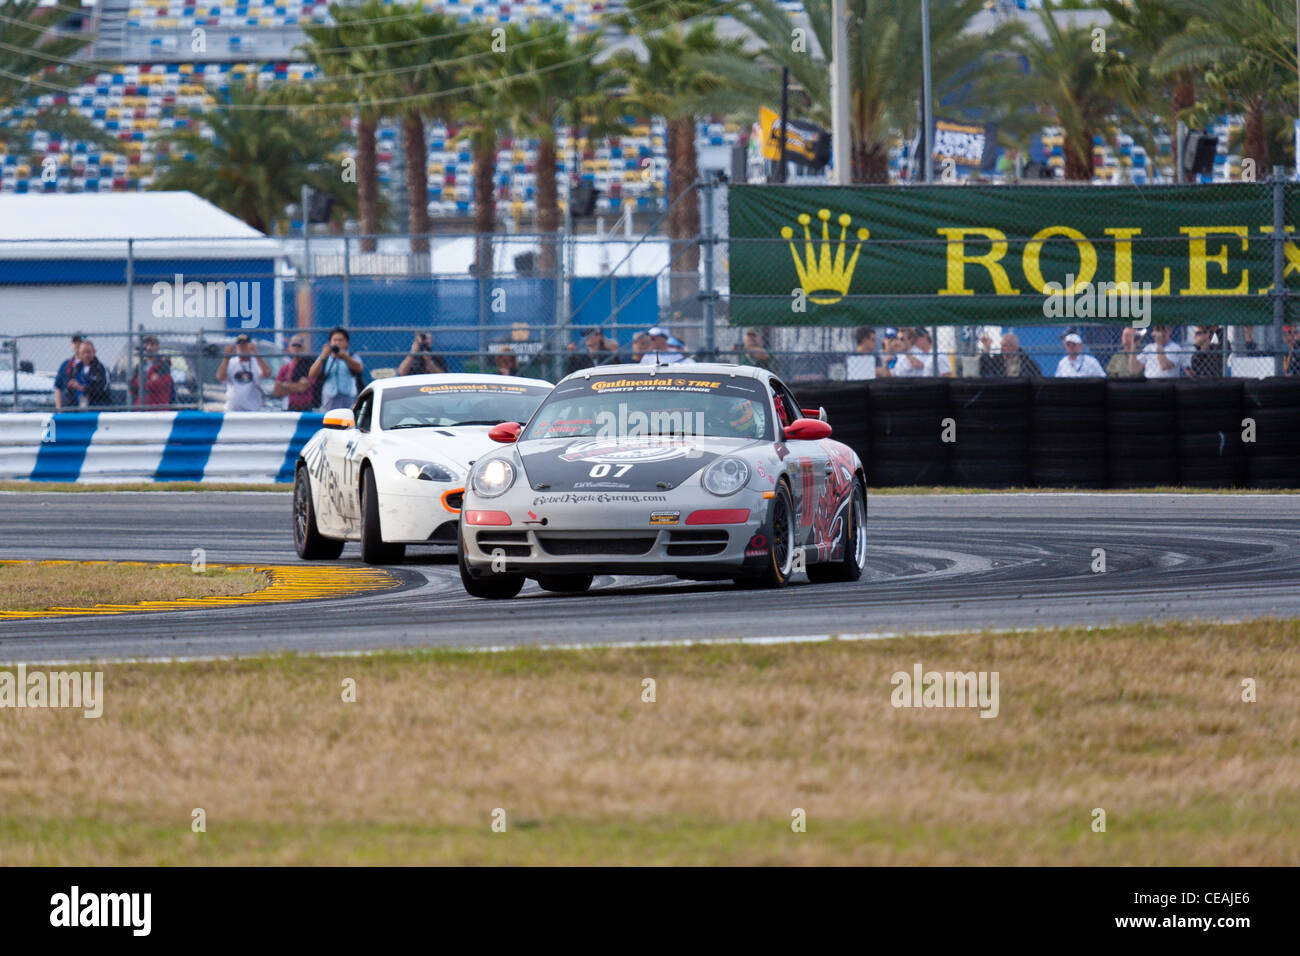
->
[397,332,448,376]
[217,333,271,411]
[309,327,365,411]
[273,334,319,411]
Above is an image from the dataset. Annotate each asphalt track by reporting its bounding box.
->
[1,491,1298,662]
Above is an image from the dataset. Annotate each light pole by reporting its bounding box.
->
[922,0,933,183]
[831,0,851,184]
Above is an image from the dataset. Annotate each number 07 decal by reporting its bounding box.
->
[589,463,633,478]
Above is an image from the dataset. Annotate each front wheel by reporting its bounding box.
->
[360,466,405,565]
[458,526,525,599]
[807,477,867,583]
[736,480,795,590]
[294,464,344,560]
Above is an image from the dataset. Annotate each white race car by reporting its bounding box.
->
[292,373,552,563]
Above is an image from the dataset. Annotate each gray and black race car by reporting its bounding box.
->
[457,362,868,598]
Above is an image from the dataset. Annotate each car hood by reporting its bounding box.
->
[375,426,500,474]
[517,435,764,492]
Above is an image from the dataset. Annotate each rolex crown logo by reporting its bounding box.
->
[781,208,869,305]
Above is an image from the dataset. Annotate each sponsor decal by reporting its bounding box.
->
[560,438,697,464]
[745,532,770,558]
[649,511,680,526]
[590,378,723,392]
[418,383,529,394]
[574,481,633,489]
[532,493,668,506]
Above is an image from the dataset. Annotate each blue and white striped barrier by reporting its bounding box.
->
[0,412,324,483]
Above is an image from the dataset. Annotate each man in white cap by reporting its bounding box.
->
[1054,332,1105,377]
[640,326,685,364]
[1131,325,1191,378]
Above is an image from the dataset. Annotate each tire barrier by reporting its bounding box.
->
[862,380,951,487]
[793,378,1300,489]
[948,380,1030,488]
[1244,378,1300,489]
[1029,379,1108,489]
[0,411,324,483]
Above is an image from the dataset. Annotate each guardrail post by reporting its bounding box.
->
[126,237,135,409]
[9,338,17,410]
[342,233,351,330]
[1271,168,1287,376]
[699,173,718,361]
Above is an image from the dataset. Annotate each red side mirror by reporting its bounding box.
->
[784,417,832,441]
[488,421,521,443]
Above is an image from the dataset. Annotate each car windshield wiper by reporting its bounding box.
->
[447,419,504,426]
[386,422,441,429]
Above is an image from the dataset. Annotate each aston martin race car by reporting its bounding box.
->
[293,373,552,563]
[457,363,868,598]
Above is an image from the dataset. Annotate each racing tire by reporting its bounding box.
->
[360,466,405,565]
[537,573,594,593]
[735,480,795,589]
[806,477,867,583]
[458,526,525,599]
[293,464,345,561]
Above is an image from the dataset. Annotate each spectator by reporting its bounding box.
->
[397,333,448,376]
[1107,327,1145,378]
[127,335,175,408]
[846,326,883,380]
[889,327,928,377]
[1189,326,1226,377]
[630,331,651,363]
[734,327,774,371]
[51,333,84,410]
[1055,332,1105,377]
[979,332,1043,377]
[913,327,953,377]
[493,345,520,376]
[640,326,687,365]
[1132,325,1191,378]
[1285,325,1300,376]
[218,333,272,412]
[309,327,364,411]
[273,334,319,411]
[566,328,621,375]
[63,339,111,408]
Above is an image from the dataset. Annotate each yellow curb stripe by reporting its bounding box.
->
[0,561,400,619]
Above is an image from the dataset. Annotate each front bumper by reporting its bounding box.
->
[460,488,771,578]
[379,485,463,544]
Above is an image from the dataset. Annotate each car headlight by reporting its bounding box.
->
[471,458,516,498]
[701,457,750,496]
[395,459,456,482]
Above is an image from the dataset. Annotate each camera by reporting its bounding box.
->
[331,344,341,354]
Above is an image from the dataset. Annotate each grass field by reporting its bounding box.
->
[2,618,1296,865]
[0,561,265,613]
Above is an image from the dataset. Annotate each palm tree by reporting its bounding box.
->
[731,0,1016,183]
[1154,0,1296,174]
[489,21,617,274]
[363,6,469,254]
[615,1,753,313]
[151,83,356,234]
[0,0,115,153]
[455,26,517,276]
[302,2,393,251]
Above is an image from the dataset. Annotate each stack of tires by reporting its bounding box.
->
[1028,380,1108,488]
[1243,378,1300,489]
[948,380,1030,488]
[792,381,871,467]
[866,380,951,486]
[1174,380,1244,488]
[1107,380,1179,487]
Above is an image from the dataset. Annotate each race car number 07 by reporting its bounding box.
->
[589,464,633,478]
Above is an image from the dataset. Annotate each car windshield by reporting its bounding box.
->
[380,381,550,430]
[521,372,773,441]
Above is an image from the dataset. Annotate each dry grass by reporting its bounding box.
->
[1,618,1297,865]
[0,562,265,612]
[0,481,285,492]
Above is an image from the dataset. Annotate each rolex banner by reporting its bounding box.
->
[727,183,1291,326]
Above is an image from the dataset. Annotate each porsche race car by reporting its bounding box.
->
[293,373,552,563]
[457,363,868,598]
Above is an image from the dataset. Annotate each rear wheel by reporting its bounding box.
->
[735,480,794,589]
[360,466,405,565]
[807,477,867,583]
[458,526,525,599]
[537,573,594,593]
[293,464,344,560]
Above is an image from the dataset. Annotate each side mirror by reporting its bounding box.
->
[322,409,354,430]
[801,406,828,423]
[488,421,521,443]
[784,417,832,441]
